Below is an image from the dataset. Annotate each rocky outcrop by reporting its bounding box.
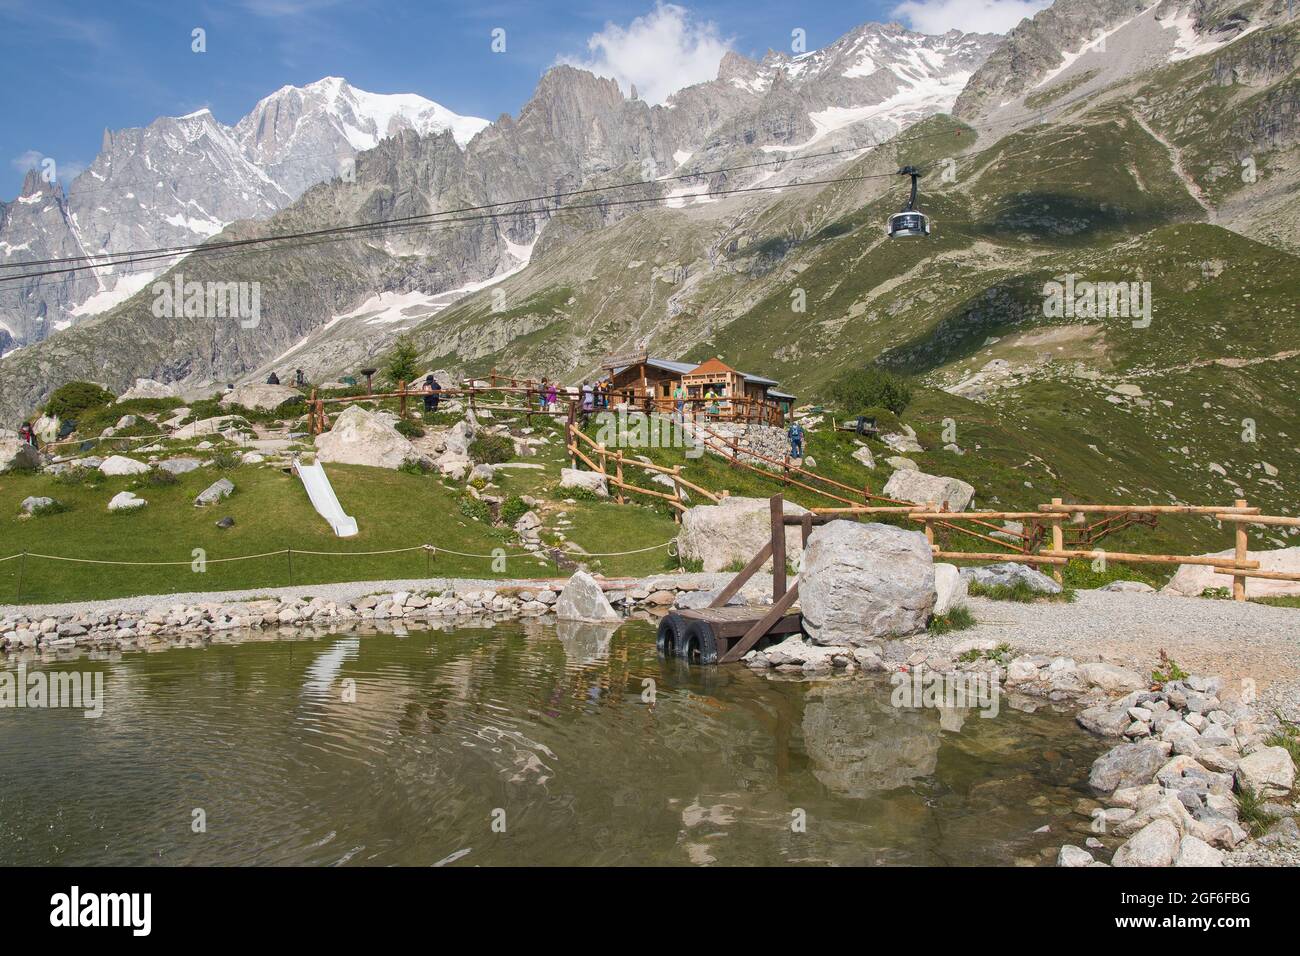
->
[800,521,934,646]
[117,379,177,401]
[676,496,807,573]
[882,469,975,512]
[314,405,423,470]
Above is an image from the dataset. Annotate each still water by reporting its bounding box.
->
[0,619,1107,866]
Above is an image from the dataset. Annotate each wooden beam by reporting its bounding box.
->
[1233,498,1249,601]
[771,494,786,603]
[719,582,800,664]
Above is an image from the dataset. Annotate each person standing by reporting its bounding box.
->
[422,374,441,413]
[788,420,805,459]
[18,421,38,449]
[673,383,687,422]
[545,380,559,411]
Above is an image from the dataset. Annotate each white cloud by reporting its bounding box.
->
[557,3,732,105]
[10,149,43,173]
[891,0,1050,35]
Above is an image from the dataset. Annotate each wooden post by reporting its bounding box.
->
[1050,497,1065,584]
[309,389,318,434]
[672,465,684,523]
[398,380,407,419]
[771,494,786,602]
[924,500,936,549]
[615,452,625,505]
[1233,498,1249,601]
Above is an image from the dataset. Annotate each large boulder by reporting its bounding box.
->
[117,378,177,402]
[156,457,202,475]
[554,571,620,623]
[221,383,300,412]
[99,455,150,476]
[852,445,876,469]
[33,415,61,442]
[559,468,609,497]
[0,439,40,473]
[960,562,1062,594]
[882,469,975,512]
[1162,546,1300,598]
[676,496,807,573]
[171,415,244,440]
[1089,741,1171,793]
[19,496,56,514]
[315,405,423,470]
[1112,819,1181,867]
[108,491,146,511]
[932,563,968,616]
[1234,746,1296,798]
[800,521,934,646]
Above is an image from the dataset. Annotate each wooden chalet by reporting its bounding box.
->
[600,350,794,424]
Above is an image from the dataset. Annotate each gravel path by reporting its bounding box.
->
[913,591,1300,720]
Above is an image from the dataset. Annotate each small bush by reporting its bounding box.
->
[44,381,116,421]
[394,419,426,439]
[469,433,514,465]
[931,607,977,635]
[52,467,97,487]
[1235,786,1279,838]
[1150,649,1188,685]
[826,366,913,415]
[398,458,432,476]
[144,468,178,487]
[500,496,529,528]
[26,500,70,517]
[457,496,493,523]
[209,450,241,470]
[1264,717,1300,768]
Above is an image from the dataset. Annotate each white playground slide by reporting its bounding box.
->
[294,459,358,537]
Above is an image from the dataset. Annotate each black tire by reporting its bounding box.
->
[656,614,688,658]
[682,619,720,666]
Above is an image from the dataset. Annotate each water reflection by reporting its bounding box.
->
[0,620,1106,866]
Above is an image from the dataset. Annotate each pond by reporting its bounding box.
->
[0,619,1108,866]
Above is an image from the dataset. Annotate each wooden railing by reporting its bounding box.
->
[307,383,575,434]
[567,426,723,520]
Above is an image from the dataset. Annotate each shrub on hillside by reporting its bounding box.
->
[469,433,513,465]
[500,495,529,527]
[394,419,425,439]
[384,334,421,388]
[44,381,116,422]
[826,367,913,415]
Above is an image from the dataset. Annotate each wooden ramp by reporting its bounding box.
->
[656,494,845,665]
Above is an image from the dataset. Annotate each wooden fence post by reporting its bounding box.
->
[309,389,318,434]
[923,500,936,551]
[1050,497,1065,584]
[398,380,407,419]
[771,494,786,601]
[672,465,684,523]
[1233,498,1249,601]
[615,452,625,505]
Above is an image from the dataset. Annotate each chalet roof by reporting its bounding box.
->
[685,357,737,376]
[767,389,796,399]
[612,357,698,376]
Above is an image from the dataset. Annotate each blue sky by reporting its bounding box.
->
[0,0,1047,196]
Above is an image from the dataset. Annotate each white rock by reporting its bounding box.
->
[932,563,968,616]
[881,469,975,512]
[677,496,807,573]
[1078,662,1147,693]
[559,468,609,497]
[221,383,301,411]
[554,571,620,623]
[1162,546,1300,598]
[99,455,150,476]
[1112,819,1180,867]
[852,446,876,469]
[108,491,146,511]
[1057,845,1094,867]
[800,521,934,647]
[1173,835,1224,867]
[1234,746,1296,797]
[117,378,176,401]
[315,405,424,470]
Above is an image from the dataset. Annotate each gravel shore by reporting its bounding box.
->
[912,591,1300,721]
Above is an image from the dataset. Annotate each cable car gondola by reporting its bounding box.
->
[887,165,929,239]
